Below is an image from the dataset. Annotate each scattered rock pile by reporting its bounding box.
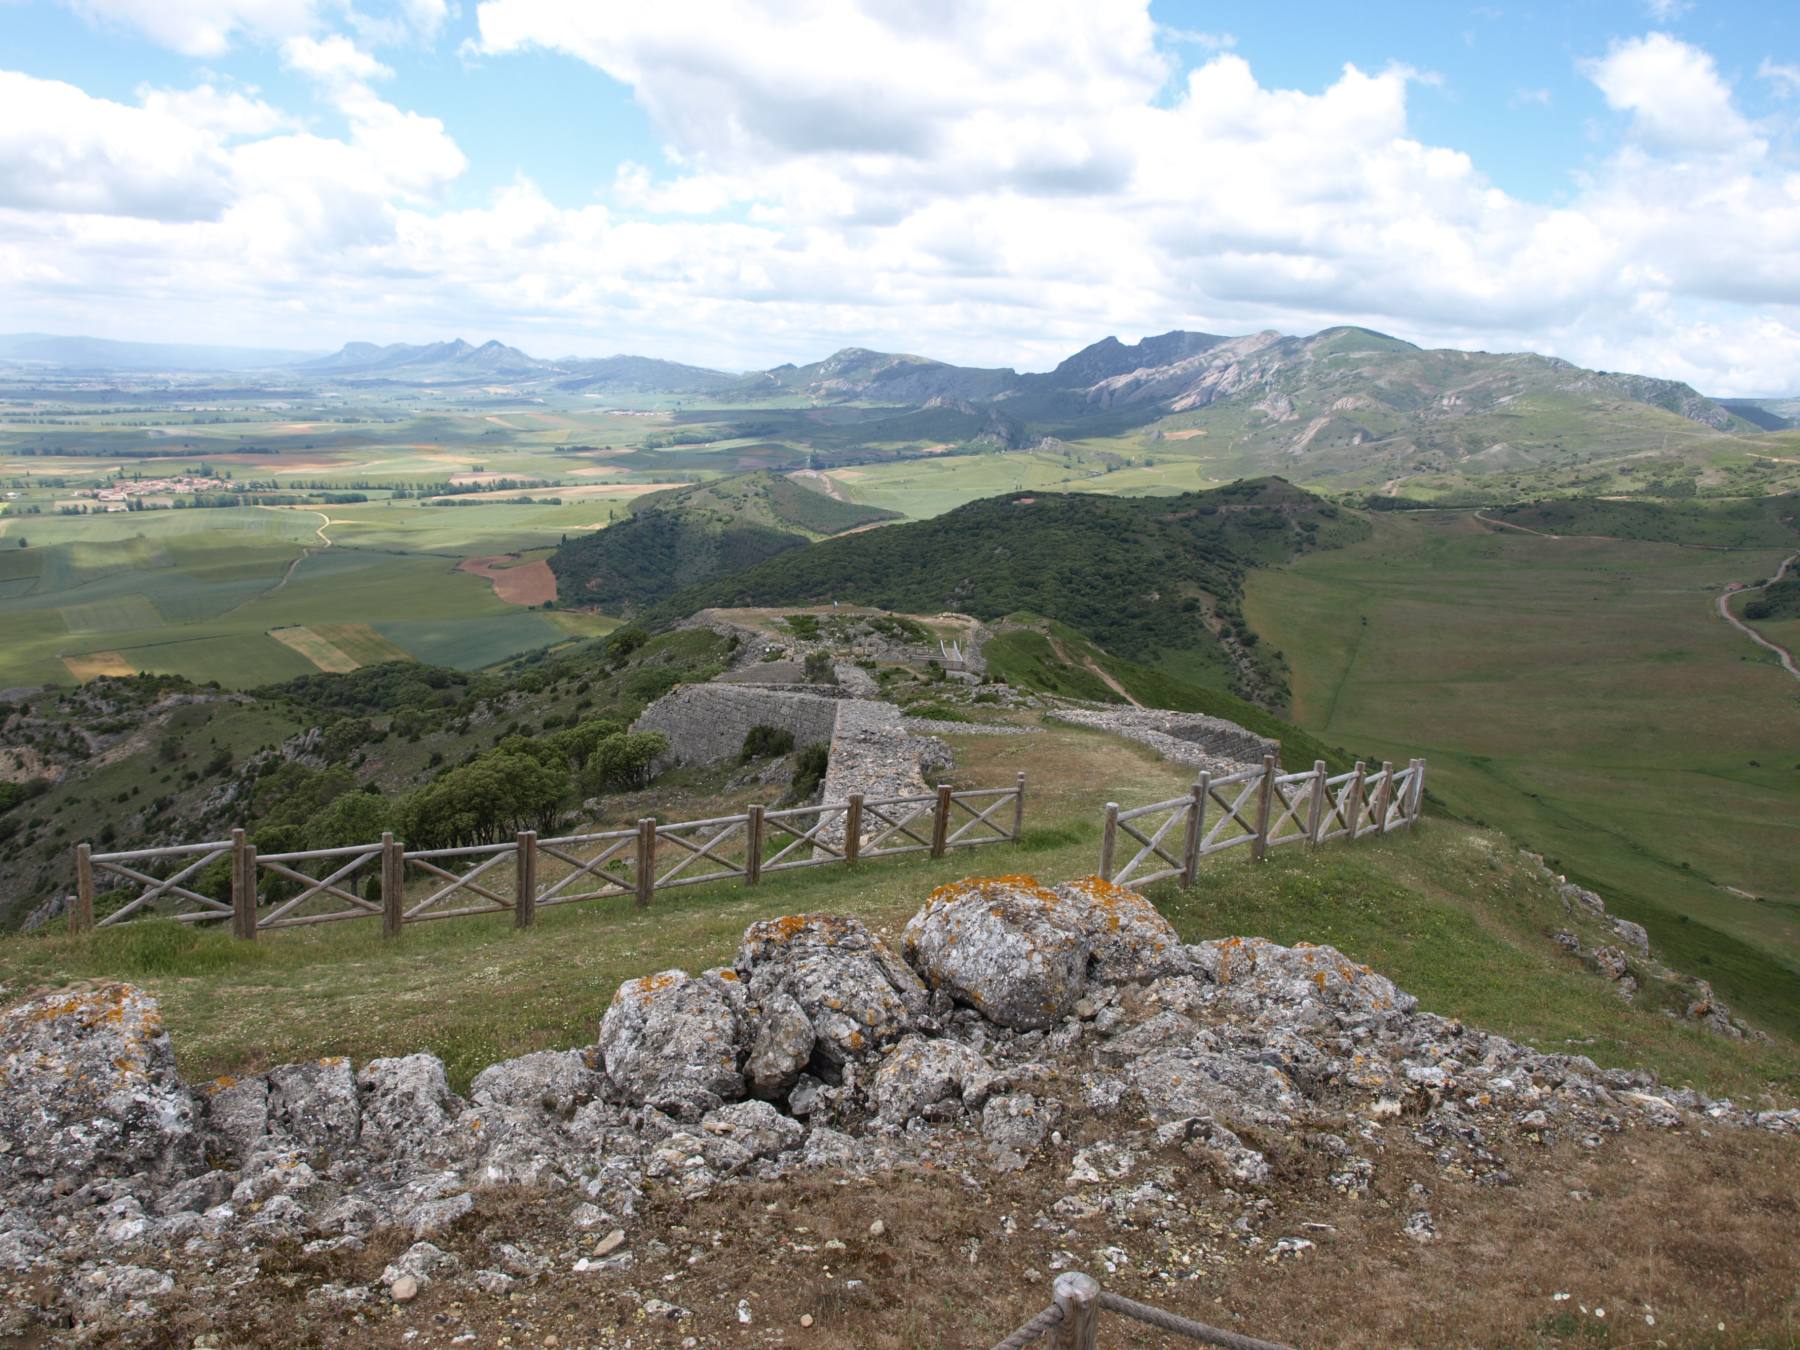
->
[2,874,1793,1341]
[1524,852,1763,1040]
[1046,707,1276,775]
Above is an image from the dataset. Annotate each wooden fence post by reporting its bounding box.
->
[635,818,656,907]
[230,828,256,940]
[1346,760,1366,840]
[1375,761,1395,834]
[1012,771,1027,843]
[71,843,94,934]
[381,832,403,939]
[1181,774,1208,885]
[1411,758,1428,822]
[746,805,764,885]
[844,793,863,866]
[1100,802,1119,881]
[1305,760,1328,845]
[1050,1271,1101,1350]
[930,784,952,858]
[1251,753,1277,861]
[514,830,537,929]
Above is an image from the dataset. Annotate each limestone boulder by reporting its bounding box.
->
[265,1058,362,1157]
[598,969,746,1119]
[1051,877,1190,983]
[357,1054,468,1165]
[872,1033,990,1125]
[744,989,815,1100]
[901,876,1088,1029]
[1190,937,1416,1027]
[470,1048,604,1118]
[0,984,203,1203]
[737,915,926,1068]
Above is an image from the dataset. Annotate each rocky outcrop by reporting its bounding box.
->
[3,873,1795,1343]
[736,913,928,1071]
[902,875,1189,1028]
[1525,854,1763,1040]
[0,984,203,1205]
[598,969,749,1119]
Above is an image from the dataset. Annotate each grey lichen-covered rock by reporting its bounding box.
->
[872,1033,990,1124]
[599,968,746,1119]
[981,1093,1053,1154]
[737,914,926,1067]
[470,1048,604,1117]
[699,1099,805,1163]
[1051,877,1191,983]
[902,876,1089,1029]
[1191,936,1416,1025]
[0,984,203,1200]
[1128,1048,1300,1127]
[744,989,816,1100]
[265,1057,362,1156]
[358,1054,467,1164]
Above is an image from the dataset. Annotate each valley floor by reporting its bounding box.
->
[1246,510,1800,1043]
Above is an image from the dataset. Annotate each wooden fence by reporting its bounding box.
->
[1099,756,1425,888]
[68,775,1027,939]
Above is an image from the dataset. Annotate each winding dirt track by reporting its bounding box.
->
[1717,552,1800,684]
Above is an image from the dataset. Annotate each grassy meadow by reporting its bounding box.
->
[1245,509,1800,1038]
[4,720,1794,1107]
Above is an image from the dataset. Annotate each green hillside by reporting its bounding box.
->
[548,470,898,614]
[657,477,1369,702]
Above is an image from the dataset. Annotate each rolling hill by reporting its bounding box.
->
[548,470,899,614]
[647,476,1368,702]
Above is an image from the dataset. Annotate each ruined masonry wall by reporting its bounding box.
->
[633,685,841,767]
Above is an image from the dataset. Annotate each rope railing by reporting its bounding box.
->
[989,1273,1296,1350]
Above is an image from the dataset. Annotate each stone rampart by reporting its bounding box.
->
[633,685,841,768]
[1047,707,1276,776]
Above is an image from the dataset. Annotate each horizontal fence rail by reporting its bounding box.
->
[70,774,1028,939]
[1100,754,1426,888]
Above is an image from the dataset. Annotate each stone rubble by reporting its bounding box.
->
[1045,707,1276,776]
[1,872,1795,1342]
[1522,851,1763,1040]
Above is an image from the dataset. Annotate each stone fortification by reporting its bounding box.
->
[3,873,1793,1340]
[632,684,842,769]
[632,685,948,812]
[1047,707,1277,775]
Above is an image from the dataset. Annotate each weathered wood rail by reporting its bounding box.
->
[68,775,1028,938]
[1099,756,1426,888]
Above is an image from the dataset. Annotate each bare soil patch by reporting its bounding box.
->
[458,554,558,606]
[1162,428,1208,440]
[73,1121,1800,1349]
[61,650,136,681]
[269,625,360,673]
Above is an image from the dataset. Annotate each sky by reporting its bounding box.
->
[2,1,1799,393]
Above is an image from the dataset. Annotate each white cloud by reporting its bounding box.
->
[9,5,1800,394]
[1644,0,1692,21]
[1585,32,1757,154]
[137,82,294,137]
[0,71,235,219]
[63,0,319,56]
[282,34,394,84]
[1761,58,1800,99]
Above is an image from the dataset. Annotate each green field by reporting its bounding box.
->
[1245,509,1800,1037]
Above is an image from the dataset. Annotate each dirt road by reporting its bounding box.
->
[1717,552,1800,683]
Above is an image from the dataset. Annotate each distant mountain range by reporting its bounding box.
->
[0,332,322,372]
[9,326,1797,453]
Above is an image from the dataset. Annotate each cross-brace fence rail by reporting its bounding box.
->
[71,773,1029,939]
[1100,754,1426,888]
